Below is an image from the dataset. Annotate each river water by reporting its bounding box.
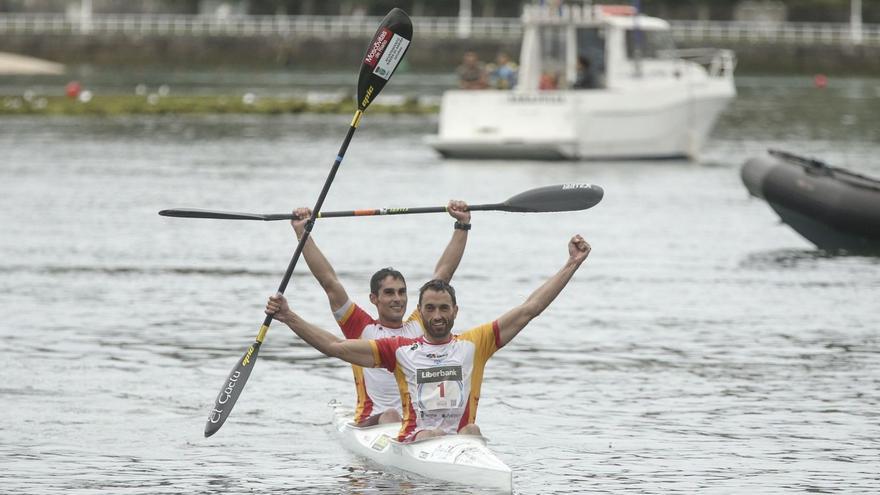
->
[2,75,879,494]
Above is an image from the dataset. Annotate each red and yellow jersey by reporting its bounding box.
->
[370,321,502,442]
[334,300,424,423]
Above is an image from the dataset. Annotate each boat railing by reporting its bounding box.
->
[659,48,736,78]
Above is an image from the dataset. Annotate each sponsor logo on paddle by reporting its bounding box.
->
[361,85,374,108]
[208,370,242,423]
[372,33,410,80]
[242,345,255,366]
[218,370,240,405]
[364,28,392,68]
[380,207,409,214]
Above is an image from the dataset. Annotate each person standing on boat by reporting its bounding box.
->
[574,55,598,89]
[456,51,489,90]
[266,234,590,442]
[487,52,518,90]
[287,201,472,427]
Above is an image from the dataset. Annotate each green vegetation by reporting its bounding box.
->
[0,94,438,116]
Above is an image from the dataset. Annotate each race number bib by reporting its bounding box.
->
[416,366,464,410]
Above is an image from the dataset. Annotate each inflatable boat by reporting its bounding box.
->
[741,149,880,252]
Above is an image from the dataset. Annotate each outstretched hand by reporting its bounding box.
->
[447,199,471,224]
[290,207,312,237]
[569,234,591,265]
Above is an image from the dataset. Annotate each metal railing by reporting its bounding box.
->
[663,48,737,78]
[671,20,880,46]
[0,13,876,46]
[0,13,523,39]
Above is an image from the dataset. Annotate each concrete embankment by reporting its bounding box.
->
[2,33,878,75]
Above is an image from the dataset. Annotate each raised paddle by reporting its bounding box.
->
[159,184,604,221]
[203,8,413,438]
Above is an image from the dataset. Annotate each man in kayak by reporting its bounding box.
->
[288,200,472,427]
[266,234,590,442]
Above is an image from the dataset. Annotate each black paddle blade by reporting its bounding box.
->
[204,340,262,437]
[160,208,268,221]
[357,8,413,111]
[502,183,604,212]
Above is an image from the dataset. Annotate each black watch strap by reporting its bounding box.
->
[454,221,471,231]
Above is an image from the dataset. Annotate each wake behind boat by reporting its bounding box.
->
[329,402,513,492]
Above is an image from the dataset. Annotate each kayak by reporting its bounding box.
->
[329,401,513,492]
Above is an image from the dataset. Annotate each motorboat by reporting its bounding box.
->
[329,402,513,492]
[741,149,880,252]
[426,3,736,160]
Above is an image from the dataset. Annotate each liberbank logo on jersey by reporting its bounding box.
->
[417,366,462,384]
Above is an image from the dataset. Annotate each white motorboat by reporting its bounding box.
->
[427,3,736,160]
[329,402,513,492]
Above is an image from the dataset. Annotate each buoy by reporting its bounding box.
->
[65,81,81,99]
[813,74,828,89]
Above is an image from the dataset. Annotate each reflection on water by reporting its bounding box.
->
[1,75,879,494]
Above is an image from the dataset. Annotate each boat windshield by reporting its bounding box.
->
[625,29,675,59]
[539,26,566,89]
[576,27,606,84]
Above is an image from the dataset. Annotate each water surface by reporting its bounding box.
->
[2,75,879,494]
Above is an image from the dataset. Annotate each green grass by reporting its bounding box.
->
[0,94,438,116]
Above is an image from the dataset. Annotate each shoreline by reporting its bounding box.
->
[0,94,438,116]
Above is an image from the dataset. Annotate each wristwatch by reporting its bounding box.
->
[454,221,471,231]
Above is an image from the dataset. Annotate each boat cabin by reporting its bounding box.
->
[517,3,730,91]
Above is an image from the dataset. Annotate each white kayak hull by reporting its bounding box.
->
[330,403,513,492]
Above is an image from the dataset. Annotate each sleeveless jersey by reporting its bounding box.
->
[370,321,502,442]
[334,300,424,422]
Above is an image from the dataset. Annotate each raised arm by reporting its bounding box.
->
[291,207,350,311]
[432,200,471,283]
[266,294,375,367]
[495,235,590,347]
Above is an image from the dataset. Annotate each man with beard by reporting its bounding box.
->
[288,201,471,427]
[266,234,590,442]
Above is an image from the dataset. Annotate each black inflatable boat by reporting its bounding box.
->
[741,149,880,252]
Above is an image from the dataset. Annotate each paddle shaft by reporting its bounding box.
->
[272,118,359,304]
[160,183,606,222]
[264,202,506,220]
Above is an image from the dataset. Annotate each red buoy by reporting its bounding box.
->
[65,81,82,99]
